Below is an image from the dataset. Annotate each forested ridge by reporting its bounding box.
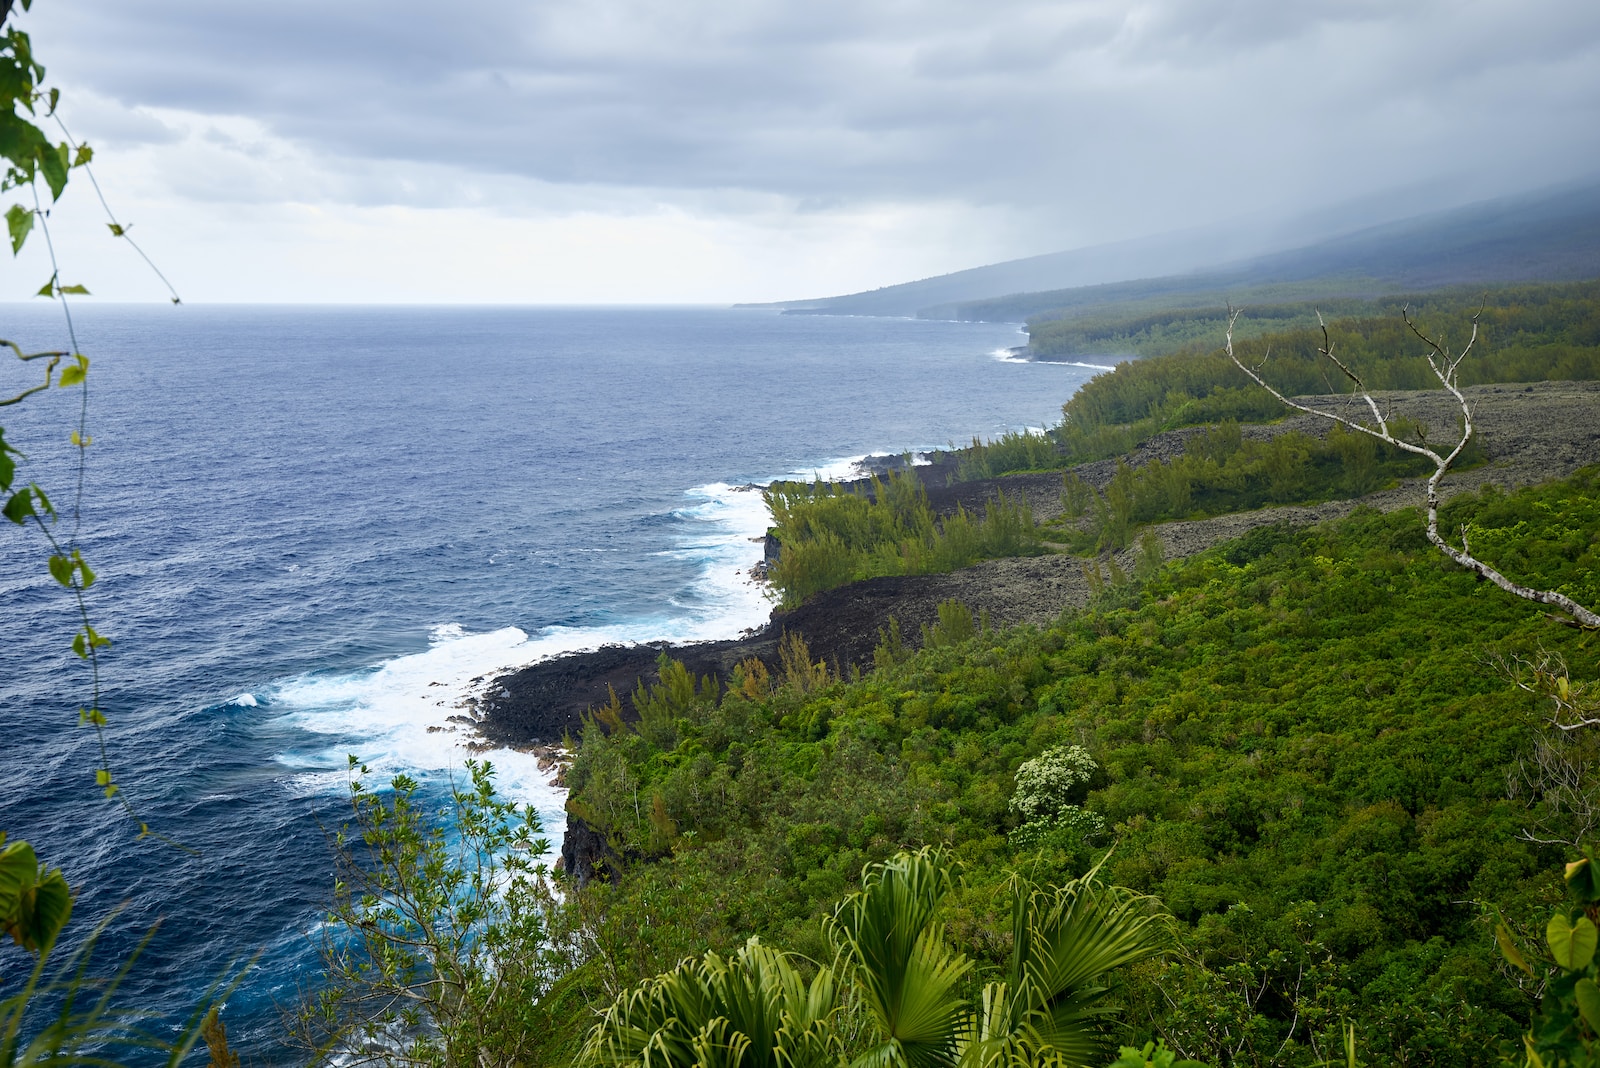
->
[517,286,1600,1066]
[757,283,1595,610]
[1028,281,1600,466]
[550,468,1600,1066]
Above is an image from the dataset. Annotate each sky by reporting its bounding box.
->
[10,0,1600,303]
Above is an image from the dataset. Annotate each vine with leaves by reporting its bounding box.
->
[2,0,180,837]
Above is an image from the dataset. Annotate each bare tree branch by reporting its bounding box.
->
[1224,306,1600,630]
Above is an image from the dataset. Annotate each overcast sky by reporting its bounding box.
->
[12,0,1600,303]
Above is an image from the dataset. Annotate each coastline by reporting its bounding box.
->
[478,379,1600,755]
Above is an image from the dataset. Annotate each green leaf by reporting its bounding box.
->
[59,353,88,386]
[48,552,72,586]
[1577,978,1600,1031]
[1567,856,1600,904]
[1546,912,1598,970]
[75,552,95,588]
[106,222,124,237]
[71,631,86,658]
[0,841,34,922]
[71,142,91,167]
[28,867,70,951]
[38,140,68,200]
[57,283,89,295]
[2,488,31,524]
[36,275,54,297]
[1497,919,1533,976]
[0,840,73,955]
[6,202,32,253]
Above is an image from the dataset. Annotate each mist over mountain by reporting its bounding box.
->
[746,179,1600,322]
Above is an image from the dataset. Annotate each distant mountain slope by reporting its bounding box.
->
[749,180,1600,322]
[960,181,1600,325]
[736,225,1289,318]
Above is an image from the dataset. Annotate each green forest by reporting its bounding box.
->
[502,286,1600,1066]
[546,468,1600,1066]
[762,472,1043,606]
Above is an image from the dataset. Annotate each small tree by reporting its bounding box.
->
[1224,307,1598,630]
[297,759,562,1068]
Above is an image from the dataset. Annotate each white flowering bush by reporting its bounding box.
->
[1010,744,1098,822]
[1008,744,1105,850]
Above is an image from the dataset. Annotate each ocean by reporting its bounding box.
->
[0,304,1103,1061]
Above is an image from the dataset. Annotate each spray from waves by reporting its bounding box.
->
[257,444,957,834]
[989,348,1031,364]
[989,348,1121,374]
[257,471,781,834]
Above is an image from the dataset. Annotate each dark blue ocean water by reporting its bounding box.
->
[0,304,1103,1061]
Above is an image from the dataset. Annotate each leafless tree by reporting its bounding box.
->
[1224,306,1599,630]
[1502,650,1600,846]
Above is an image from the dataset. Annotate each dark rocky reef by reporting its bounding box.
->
[560,814,624,888]
[475,573,965,749]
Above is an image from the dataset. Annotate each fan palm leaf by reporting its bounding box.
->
[969,864,1169,1068]
[580,938,840,1068]
[825,850,973,1068]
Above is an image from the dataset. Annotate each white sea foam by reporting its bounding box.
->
[230,693,258,707]
[990,348,1031,364]
[261,437,998,842]
[261,474,785,842]
[268,625,571,860]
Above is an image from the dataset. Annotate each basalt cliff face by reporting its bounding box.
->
[480,381,1600,867]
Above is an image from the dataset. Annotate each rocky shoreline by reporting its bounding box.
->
[478,379,1600,754]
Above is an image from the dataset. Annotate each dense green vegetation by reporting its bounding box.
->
[947,278,1392,333]
[550,469,1600,1066]
[1025,296,1385,362]
[1045,421,1482,554]
[952,281,1600,481]
[763,470,1043,607]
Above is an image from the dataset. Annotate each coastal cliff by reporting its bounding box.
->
[481,379,1600,755]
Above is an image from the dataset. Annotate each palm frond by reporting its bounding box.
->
[580,939,842,1068]
[828,850,972,1068]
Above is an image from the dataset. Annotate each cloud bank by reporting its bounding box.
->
[15,0,1600,301]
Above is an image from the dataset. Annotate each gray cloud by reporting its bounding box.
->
[24,0,1600,250]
